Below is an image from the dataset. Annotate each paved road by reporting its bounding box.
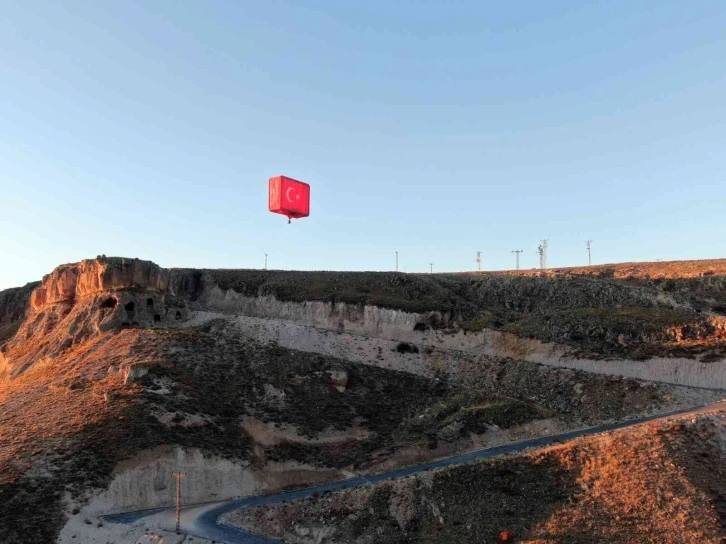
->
[104,400,726,543]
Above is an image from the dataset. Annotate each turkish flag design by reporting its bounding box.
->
[268,176,310,221]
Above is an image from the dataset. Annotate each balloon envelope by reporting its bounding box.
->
[268,176,310,221]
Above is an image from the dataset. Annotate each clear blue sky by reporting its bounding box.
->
[1,1,724,289]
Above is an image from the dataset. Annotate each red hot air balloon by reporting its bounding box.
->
[268,176,310,223]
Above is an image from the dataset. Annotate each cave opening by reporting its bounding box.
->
[100,298,117,309]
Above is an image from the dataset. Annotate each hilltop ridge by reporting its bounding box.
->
[1,256,726,543]
[4,256,726,379]
[488,258,726,279]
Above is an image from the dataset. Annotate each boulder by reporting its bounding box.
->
[437,420,464,442]
[124,363,152,384]
[326,369,348,392]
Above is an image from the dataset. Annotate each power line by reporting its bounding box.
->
[585,240,592,266]
[511,249,523,270]
[171,471,186,533]
[538,240,549,270]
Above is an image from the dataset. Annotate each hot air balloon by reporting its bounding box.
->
[268,176,310,223]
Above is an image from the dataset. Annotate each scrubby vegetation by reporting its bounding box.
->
[0,281,38,345]
[502,306,726,359]
[401,390,551,441]
[1,257,725,542]
[228,411,726,544]
[168,264,726,359]
[0,323,565,542]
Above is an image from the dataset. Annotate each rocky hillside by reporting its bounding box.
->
[164,264,726,359]
[226,408,726,544]
[5,257,726,362]
[0,256,725,543]
[489,258,726,279]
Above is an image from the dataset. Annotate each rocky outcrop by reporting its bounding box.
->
[30,257,168,310]
[124,363,152,384]
[4,256,726,382]
[1,257,184,380]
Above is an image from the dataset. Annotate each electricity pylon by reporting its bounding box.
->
[586,240,592,266]
[538,240,548,270]
[512,249,523,270]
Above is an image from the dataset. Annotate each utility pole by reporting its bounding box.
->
[395,251,399,272]
[264,253,268,270]
[512,250,523,270]
[429,262,433,274]
[538,239,549,271]
[172,471,186,533]
[585,240,592,266]
[475,251,482,272]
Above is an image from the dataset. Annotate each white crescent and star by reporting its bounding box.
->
[285,187,301,203]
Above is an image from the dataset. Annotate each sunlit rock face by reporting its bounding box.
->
[30,257,169,310]
[1,257,183,380]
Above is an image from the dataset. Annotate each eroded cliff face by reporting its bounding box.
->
[3,257,726,383]
[0,257,184,380]
[30,257,169,309]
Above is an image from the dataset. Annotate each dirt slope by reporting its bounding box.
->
[3,313,686,543]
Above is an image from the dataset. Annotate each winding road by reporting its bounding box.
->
[104,400,726,543]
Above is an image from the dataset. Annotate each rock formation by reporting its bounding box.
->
[1,255,725,543]
[0,257,185,380]
[30,257,169,309]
